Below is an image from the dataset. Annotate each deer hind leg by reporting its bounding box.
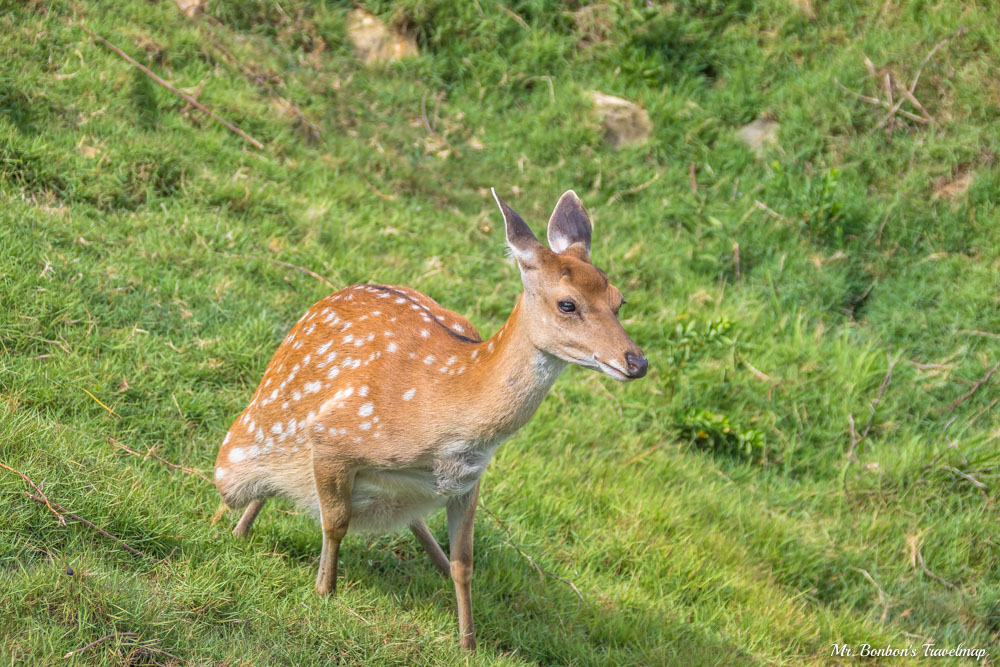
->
[233,499,266,538]
[409,518,451,577]
[447,481,480,651]
[312,453,354,596]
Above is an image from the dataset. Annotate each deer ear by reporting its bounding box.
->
[547,190,592,260]
[492,188,542,267]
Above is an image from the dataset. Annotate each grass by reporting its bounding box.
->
[1,0,999,663]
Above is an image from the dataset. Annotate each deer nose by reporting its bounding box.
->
[624,351,647,379]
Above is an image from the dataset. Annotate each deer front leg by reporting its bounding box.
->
[233,498,266,538]
[313,455,354,596]
[409,518,451,577]
[447,481,480,650]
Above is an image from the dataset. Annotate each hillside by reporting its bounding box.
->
[2,1,999,664]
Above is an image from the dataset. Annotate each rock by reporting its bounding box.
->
[175,0,205,18]
[347,9,418,66]
[588,91,652,149]
[736,116,780,157]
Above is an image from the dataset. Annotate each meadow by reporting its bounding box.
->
[1,1,999,664]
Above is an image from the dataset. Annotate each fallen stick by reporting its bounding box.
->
[64,632,139,659]
[0,462,65,524]
[944,360,1000,414]
[24,492,143,556]
[79,25,264,149]
[108,436,211,483]
[189,15,321,141]
[910,28,967,95]
[916,547,958,590]
[478,501,588,606]
[835,79,930,124]
[420,89,461,158]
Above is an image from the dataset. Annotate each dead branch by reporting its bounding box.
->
[859,351,902,440]
[910,28,967,95]
[230,253,337,286]
[108,436,211,483]
[498,4,529,30]
[943,360,999,414]
[753,199,787,221]
[420,89,461,158]
[0,462,65,524]
[187,14,321,141]
[478,501,588,606]
[916,547,958,590]
[942,465,987,489]
[64,632,139,659]
[835,79,930,124]
[79,25,264,149]
[24,493,143,556]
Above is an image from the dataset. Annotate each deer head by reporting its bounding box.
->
[492,189,648,381]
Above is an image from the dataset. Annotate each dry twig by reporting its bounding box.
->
[79,25,264,149]
[478,501,588,606]
[230,253,337,286]
[916,547,958,590]
[420,90,461,158]
[0,462,65,524]
[188,13,321,141]
[943,361,999,414]
[108,436,211,483]
[64,632,139,659]
[24,493,143,556]
[834,79,929,125]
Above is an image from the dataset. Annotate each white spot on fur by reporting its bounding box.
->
[304,381,322,394]
[317,341,332,355]
[223,432,231,444]
[424,355,435,364]
[447,356,457,365]
[421,329,430,338]
[293,391,302,401]
[215,466,226,479]
[359,421,371,430]
[359,385,370,397]
[359,402,374,417]
[403,388,416,401]
[228,448,247,463]
[271,422,283,435]
[387,342,398,353]
[343,334,354,344]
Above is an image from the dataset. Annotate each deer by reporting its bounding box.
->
[214,189,647,650]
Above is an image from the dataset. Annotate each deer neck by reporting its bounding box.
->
[451,295,567,439]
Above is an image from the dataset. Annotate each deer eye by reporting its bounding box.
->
[557,300,576,314]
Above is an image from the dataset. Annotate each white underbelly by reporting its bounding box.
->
[347,441,500,534]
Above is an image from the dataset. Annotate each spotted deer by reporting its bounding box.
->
[214,189,647,650]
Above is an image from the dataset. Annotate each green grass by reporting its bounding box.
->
[2,0,999,664]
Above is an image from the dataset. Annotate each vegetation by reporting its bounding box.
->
[2,1,998,663]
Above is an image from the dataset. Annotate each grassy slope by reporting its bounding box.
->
[1,0,999,664]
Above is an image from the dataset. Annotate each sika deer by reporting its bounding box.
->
[214,189,647,650]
